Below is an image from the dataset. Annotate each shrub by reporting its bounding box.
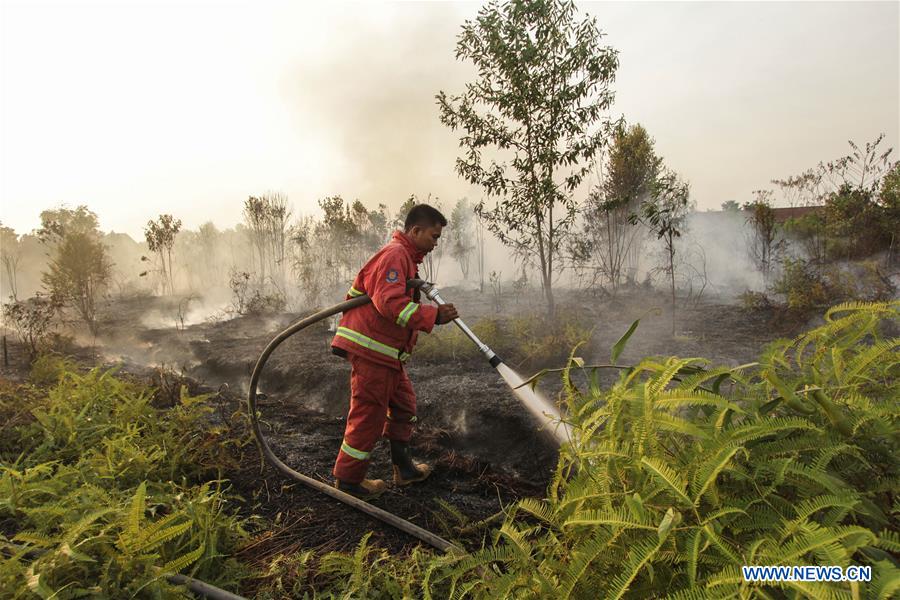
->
[425,301,900,598]
[28,352,77,387]
[772,258,853,312]
[772,259,895,313]
[270,302,899,598]
[0,367,252,597]
[1,293,58,359]
[229,270,286,316]
[738,290,773,311]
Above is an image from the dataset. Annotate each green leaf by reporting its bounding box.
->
[657,508,680,542]
[611,319,639,364]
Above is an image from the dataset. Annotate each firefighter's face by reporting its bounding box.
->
[409,224,442,254]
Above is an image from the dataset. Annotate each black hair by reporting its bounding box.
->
[404,204,447,230]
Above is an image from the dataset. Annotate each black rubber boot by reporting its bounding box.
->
[334,478,387,499]
[390,440,432,486]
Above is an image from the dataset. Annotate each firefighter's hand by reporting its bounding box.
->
[435,304,459,325]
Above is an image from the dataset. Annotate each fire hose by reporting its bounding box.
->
[247,280,462,553]
[4,281,555,596]
[247,279,571,552]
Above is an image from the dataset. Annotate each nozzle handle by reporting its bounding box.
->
[407,279,499,366]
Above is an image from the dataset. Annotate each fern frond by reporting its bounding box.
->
[640,457,692,507]
[445,545,519,579]
[558,530,616,599]
[824,300,898,322]
[691,444,745,504]
[12,531,56,547]
[839,338,899,386]
[134,521,193,552]
[875,530,900,553]
[127,481,147,538]
[162,542,205,574]
[782,463,847,494]
[704,564,742,588]
[653,389,745,415]
[701,507,747,526]
[564,507,656,531]
[662,587,732,600]
[778,579,854,600]
[653,413,711,440]
[515,498,559,528]
[771,524,875,564]
[702,524,740,564]
[786,494,859,533]
[603,535,664,600]
[866,560,900,600]
[131,512,184,547]
[725,417,820,445]
[497,522,536,561]
[61,508,115,545]
[686,527,704,588]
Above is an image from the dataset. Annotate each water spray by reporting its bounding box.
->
[413,279,573,445]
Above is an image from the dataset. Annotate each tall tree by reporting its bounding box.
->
[474,210,487,293]
[449,199,475,281]
[144,214,182,295]
[0,223,21,301]
[632,170,691,335]
[579,122,661,291]
[743,191,784,286]
[196,221,221,287]
[318,196,359,285]
[242,193,291,292]
[38,206,111,335]
[879,163,900,266]
[437,0,618,315]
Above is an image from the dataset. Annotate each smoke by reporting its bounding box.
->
[281,3,478,211]
[677,211,766,298]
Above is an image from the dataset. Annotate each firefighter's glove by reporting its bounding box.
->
[435,304,459,325]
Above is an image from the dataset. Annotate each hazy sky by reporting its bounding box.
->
[1,0,897,240]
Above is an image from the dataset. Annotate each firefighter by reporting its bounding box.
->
[331,204,459,498]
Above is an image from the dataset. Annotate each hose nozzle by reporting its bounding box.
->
[409,279,501,368]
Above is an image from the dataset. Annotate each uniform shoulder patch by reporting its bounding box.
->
[386,268,400,283]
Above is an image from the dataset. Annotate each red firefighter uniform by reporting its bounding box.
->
[331,231,439,483]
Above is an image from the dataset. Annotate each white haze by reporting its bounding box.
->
[1,1,897,239]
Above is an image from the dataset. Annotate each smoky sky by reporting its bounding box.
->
[0,1,897,239]
[281,2,480,210]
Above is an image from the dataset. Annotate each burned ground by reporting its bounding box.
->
[0,285,803,578]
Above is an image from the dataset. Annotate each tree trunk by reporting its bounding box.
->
[669,240,676,337]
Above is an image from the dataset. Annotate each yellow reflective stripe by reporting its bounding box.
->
[347,286,364,297]
[396,302,419,327]
[336,327,407,361]
[386,412,417,423]
[340,441,370,460]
